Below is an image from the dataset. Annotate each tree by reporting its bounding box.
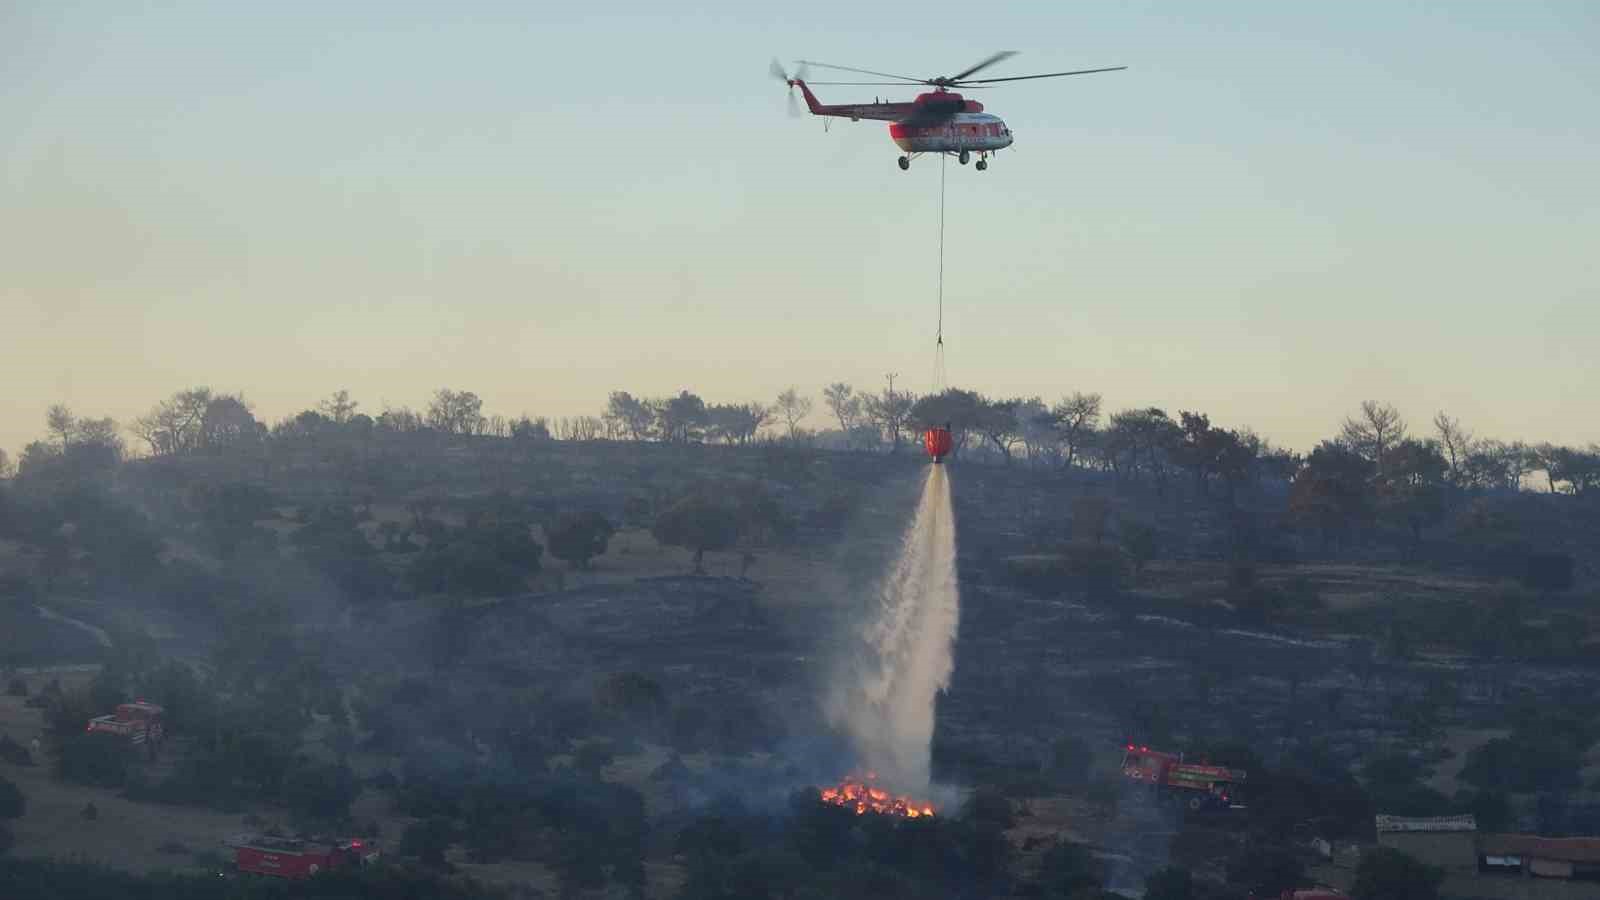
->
[1432,412,1473,485]
[1351,847,1442,900]
[546,511,616,569]
[1289,441,1375,550]
[510,415,552,441]
[976,396,1024,463]
[199,394,262,451]
[1049,392,1102,469]
[1341,400,1408,476]
[1121,521,1157,578]
[775,387,813,440]
[653,495,741,574]
[46,405,75,448]
[823,383,863,445]
[656,391,710,443]
[318,389,360,424]
[1381,438,1450,549]
[863,385,916,453]
[130,388,215,455]
[426,388,485,435]
[0,449,14,480]
[707,403,770,445]
[910,388,984,457]
[605,391,655,441]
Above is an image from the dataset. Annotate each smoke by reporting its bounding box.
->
[825,465,960,794]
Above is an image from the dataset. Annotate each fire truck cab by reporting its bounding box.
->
[227,833,379,879]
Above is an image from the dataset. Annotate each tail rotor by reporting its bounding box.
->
[769,58,809,117]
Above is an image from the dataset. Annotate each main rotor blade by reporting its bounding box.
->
[957,66,1127,84]
[949,50,1017,82]
[803,80,919,85]
[796,60,927,84]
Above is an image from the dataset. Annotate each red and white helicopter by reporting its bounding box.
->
[772,52,1125,171]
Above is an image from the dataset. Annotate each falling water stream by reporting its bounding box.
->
[826,465,960,794]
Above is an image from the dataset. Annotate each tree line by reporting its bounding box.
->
[3,385,1594,501]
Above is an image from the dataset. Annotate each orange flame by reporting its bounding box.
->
[817,773,935,819]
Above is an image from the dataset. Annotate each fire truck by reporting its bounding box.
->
[225,833,379,879]
[1120,744,1247,812]
[86,700,166,757]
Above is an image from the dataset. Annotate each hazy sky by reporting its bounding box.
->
[4,1,1596,458]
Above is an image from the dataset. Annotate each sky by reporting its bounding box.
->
[3,1,1597,458]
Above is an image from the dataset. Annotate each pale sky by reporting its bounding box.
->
[3,1,1596,458]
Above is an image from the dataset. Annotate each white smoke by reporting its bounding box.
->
[825,465,960,794]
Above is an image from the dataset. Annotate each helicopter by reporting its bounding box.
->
[771,52,1125,171]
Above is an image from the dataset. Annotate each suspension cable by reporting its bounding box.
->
[933,151,948,393]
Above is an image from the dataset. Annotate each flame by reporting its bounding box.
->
[817,773,935,819]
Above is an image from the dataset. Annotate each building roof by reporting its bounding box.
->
[1374,814,1477,834]
[1478,834,1600,864]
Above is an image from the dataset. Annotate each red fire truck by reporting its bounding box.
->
[86,700,166,757]
[1120,744,1247,812]
[226,833,379,879]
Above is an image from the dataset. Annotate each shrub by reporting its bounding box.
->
[1351,847,1443,900]
[55,732,130,788]
[545,511,616,570]
[0,775,24,819]
[400,817,455,868]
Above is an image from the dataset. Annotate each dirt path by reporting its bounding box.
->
[35,604,113,649]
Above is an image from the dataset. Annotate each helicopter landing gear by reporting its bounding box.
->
[975,159,988,171]
[897,155,910,171]
[958,150,970,165]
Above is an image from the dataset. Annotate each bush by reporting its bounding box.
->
[1522,551,1575,593]
[282,762,361,823]
[400,817,455,868]
[1461,736,1581,793]
[545,511,616,570]
[56,732,129,788]
[1352,846,1443,900]
[653,496,741,574]
[0,735,32,766]
[0,775,24,819]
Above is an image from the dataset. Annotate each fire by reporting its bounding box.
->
[817,772,935,819]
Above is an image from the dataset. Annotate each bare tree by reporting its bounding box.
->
[375,406,423,432]
[0,448,14,480]
[131,388,215,455]
[1432,412,1474,484]
[775,387,813,440]
[318,389,360,424]
[1340,400,1408,476]
[1050,392,1102,468]
[570,416,602,441]
[863,386,916,453]
[822,382,862,445]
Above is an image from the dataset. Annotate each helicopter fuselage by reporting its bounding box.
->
[889,112,1012,154]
